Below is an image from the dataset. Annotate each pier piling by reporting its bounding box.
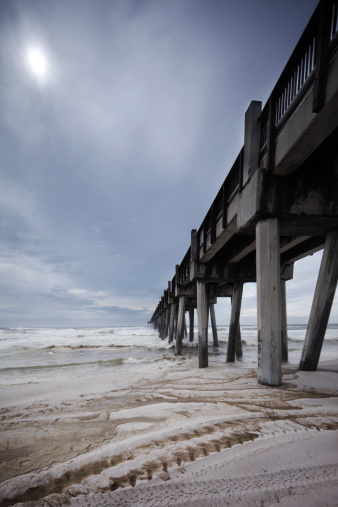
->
[197,279,208,368]
[299,230,338,371]
[175,297,186,355]
[256,218,282,386]
[281,280,288,362]
[210,304,219,347]
[227,282,243,362]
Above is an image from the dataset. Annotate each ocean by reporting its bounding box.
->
[1,325,338,386]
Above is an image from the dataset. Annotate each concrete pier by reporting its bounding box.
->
[150,0,338,385]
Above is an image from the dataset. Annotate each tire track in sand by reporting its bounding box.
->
[68,462,338,506]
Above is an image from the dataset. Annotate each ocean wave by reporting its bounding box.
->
[0,357,124,372]
[124,357,149,364]
[240,340,257,347]
[96,327,158,337]
[41,344,133,351]
[288,337,338,344]
[98,328,115,334]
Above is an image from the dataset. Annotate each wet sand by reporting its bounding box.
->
[1,359,337,506]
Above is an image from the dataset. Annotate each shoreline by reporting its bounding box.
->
[1,359,337,506]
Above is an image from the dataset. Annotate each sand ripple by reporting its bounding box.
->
[1,362,337,506]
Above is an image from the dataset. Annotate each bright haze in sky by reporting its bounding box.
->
[0,0,336,327]
[25,46,49,82]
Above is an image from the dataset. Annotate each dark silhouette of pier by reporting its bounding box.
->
[150,0,338,386]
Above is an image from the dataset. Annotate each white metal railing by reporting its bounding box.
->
[275,37,316,126]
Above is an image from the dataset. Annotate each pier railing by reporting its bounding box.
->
[174,145,244,287]
[198,147,243,256]
[260,0,338,167]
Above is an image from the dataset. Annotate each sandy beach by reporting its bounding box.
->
[1,355,338,507]
[0,358,338,506]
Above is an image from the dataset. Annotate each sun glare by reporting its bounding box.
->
[26,46,49,82]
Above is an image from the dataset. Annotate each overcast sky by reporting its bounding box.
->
[1,0,336,328]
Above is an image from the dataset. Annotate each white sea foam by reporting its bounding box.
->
[0,325,337,385]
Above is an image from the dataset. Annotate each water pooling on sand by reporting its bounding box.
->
[0,325,337,385]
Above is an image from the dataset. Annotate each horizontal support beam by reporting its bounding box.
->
[175,282,232,298]
[281,236,325,264]
[190,258,256,283]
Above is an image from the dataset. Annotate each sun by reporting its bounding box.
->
[26,46,49,82]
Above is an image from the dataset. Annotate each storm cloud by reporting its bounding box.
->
[1,0,336,327]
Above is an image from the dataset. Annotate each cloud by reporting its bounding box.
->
[0,249,154,326]
[0,0,335,328]
[55,17,215,179]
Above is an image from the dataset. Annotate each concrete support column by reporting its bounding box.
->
[157,315,161,337]
[243,100,262,186]
[174,304,179,341]
[281,280,288,362]
[189,306,194,342]
[236,325,243,357]
[256,218,282,386]
[168,303,176,344]
[299,230,338,371]
[227,282,243,362]
[164,307,170,339]
[159,311,165,339]
[183,314,188,338]
[197,279,209,368]
[176,297,186,355]
[210,304,219,347]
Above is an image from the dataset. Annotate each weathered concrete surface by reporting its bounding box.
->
[281,279,288,363]
[236,325,242,357]
[227,282,243,363]
[168,303,177,344]
[274,50,338,174]
[210,304,219,347]
[175,296,186,356]
[189,305,194,342]
[197,279,208,368]
[199,204,238,262]
[299,229,338,371]
[243,100,262,186]
[236,168,262,232]
[256,218,281,386]
[237,129,338,239]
